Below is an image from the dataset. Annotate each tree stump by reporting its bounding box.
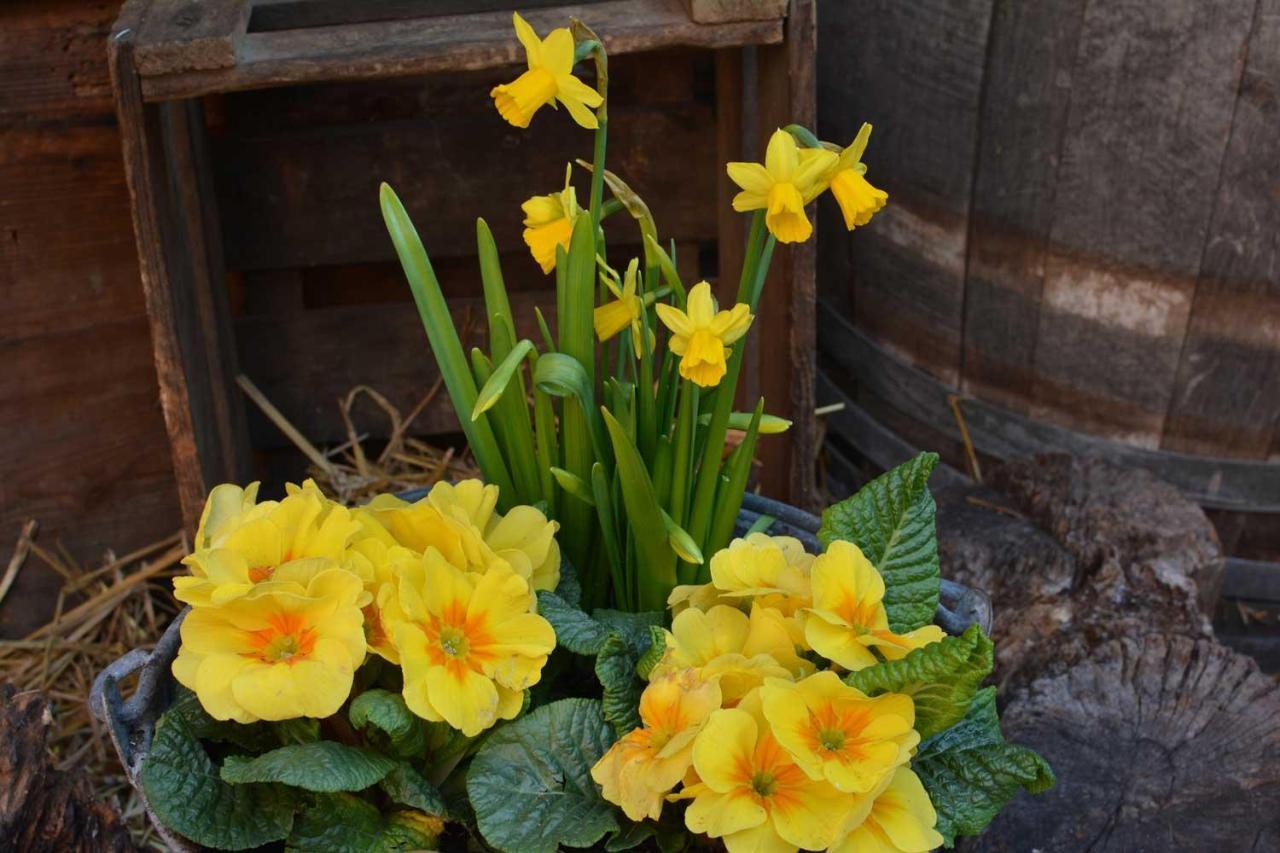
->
[971,635,1280,851]
[936,455,1222,691]
[933,454,1278,850]
[0,684,133,852]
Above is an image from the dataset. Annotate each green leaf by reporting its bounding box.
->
[221,742,396,792]
[472,339,535,420]
[698,411,792,434]
[592,609,664,656]
[379,762,448,817]
[273,717,320,745]
[287,792,441,852]
[381,182,516,503]
[819,451,942,631]
[466,698,618,853]
[914,687,1056,846]
[551,466,596,506]
[555,557,583,606]
[596,633,643,736]
[606,821,657,851]
[635,624,667,680]
[348,689,427,758]
[603,408,676,611]
[167,686,278,753]
[535,352,609,464]
[537,590,611,655]
[661,507,704,565]
[141,709,296,850]
[843,624,993,738]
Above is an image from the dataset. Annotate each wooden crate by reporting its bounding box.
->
[109,0,818,531]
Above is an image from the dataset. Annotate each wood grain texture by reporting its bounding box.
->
[139,0,782,100]
[0,0,182,635]
[1162,0,1280,458]
[135,0,250,75]
[682,0,786,24]
[754,0,817,506]
[959,0,1085,413]
[823,0,995,388]
[1029,0,1256,445]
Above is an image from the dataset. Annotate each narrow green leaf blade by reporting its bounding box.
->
[473,339,535,420]
[602,408,676,611]
[551,466,596,506]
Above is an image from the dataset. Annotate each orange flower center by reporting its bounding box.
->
[423,601,494,677]
[733,732,810,809]
[802,703,870,759]
[245,611,317,665]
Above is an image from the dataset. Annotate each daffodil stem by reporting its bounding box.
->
[588,117,608,239]
[670,381,698,530]
[686,213,773,553]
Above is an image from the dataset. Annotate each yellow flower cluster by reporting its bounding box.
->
[592,534,945,852]
[172,479,558,734]
[728,126,888,244]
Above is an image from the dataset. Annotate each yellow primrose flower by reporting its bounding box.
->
[591,669,722,821]
[491,12,602,130]
[522,165,581,274]
[193,482,262,550]
[655,281,753,388]
[828,123,888,231]
[727,129,838,243]
[176,480,362,607]
[172,560,367,722]
[804,541,944,671]
[366,480,560,591]
[709,533,813,616]
[653,604,810,702]
[679,703,849,852]
[389,549,556,736]
[831,767,944,853]
[594,258,654,357]
[761,672,917,794]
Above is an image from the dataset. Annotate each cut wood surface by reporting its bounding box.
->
[0,684,134,851]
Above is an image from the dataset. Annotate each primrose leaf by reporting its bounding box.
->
[287,792,442,852]
[914,687,1056,846]
[220,742,395,792]
[466,698,618,853]
[596,633,644,736]
[819,451,941,631]
[635,625,667,680]
[538,591,611,655]
[379,762,448,818]
[592,609,663,656]
[140,709,296,850]
[843,624,993,738]
[166,686,278,752]
[348,689,427,758]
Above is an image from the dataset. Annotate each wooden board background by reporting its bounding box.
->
[817,0,1279,462]
[0,1,181,637]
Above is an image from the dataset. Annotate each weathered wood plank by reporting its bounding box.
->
[1162,0,1280,458]
[0,1,117,124]
[248,0,586,32]
[682,0,786,24]
[820,0,995,388]
[1030,0,1256,445]
[140,0,782,101]
[819,305,1280,513]
[959,0,1086,413]
[211,84,717,271]
[754,0,816,506]
[135,0,250,75]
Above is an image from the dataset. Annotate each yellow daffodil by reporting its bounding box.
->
[653,604,810,702]
[828,123,888,231]
[832,767,944,853]
[594,258,654,357]
[679,703,849,852]
[804,541,944,671]
[592,669,722,821]
[522,165,581,274]
[172,560,367,722]
[655,281,753,388]
[761,672,917,794]
[727,129,838,243]
[389,549,555,736]
[176,480,362,607]
[491,12,602,129]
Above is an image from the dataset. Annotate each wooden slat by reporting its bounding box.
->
[212,91,718,271]
[1029,0,1257,446]
[1162,0,1280,459]
[235,294,555,446]
[754,0,816,506]
[959,0,1086,413]
[822,0,996,388]
[248,0,587,32]
[682,0,787,24]
[819,305,1280,513]
[139,0,783,100]
[135,0,251,75]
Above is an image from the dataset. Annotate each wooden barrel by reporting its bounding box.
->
[814,0,1279,546]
